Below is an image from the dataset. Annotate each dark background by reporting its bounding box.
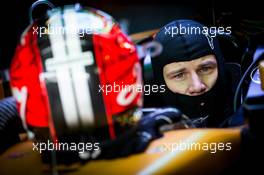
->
[1,0,263,69]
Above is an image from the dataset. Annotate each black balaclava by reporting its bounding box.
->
[152,20,233,127]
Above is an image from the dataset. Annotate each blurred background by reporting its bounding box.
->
[1,0,264,69]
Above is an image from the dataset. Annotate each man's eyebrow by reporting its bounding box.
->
[198,60,217,67]
[166,68,186,76]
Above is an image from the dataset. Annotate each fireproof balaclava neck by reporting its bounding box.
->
[151,20,233,127]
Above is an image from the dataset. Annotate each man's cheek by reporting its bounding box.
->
[202,71,218,90]
[166,80,188,94]
[176,82,188,94]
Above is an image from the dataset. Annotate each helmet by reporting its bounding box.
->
[10,4,143,160]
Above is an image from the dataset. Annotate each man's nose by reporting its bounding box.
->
[188,73,206,95]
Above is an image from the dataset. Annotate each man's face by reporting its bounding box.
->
[163,55,218,96]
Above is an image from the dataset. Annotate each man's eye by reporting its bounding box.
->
[173,73,185,80]
[199,66,213,74]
